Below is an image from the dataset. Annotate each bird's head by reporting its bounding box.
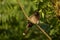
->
[34,10,40,17]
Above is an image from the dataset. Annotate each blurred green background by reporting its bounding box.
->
[0,0,60,40]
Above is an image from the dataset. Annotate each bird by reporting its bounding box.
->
[23,10,40,35]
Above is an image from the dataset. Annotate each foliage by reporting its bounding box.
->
[0,0,60,40]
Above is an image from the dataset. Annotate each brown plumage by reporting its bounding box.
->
[23,10,40,35]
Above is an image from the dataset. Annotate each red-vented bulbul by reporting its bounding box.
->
[23,10,40,35]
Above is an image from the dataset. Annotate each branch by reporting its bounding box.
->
[36,25,52,40]
[17,0,52,40]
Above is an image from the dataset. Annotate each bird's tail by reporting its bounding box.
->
[23,22,33,35]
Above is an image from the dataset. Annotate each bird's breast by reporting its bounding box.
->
[30,16,39,24]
